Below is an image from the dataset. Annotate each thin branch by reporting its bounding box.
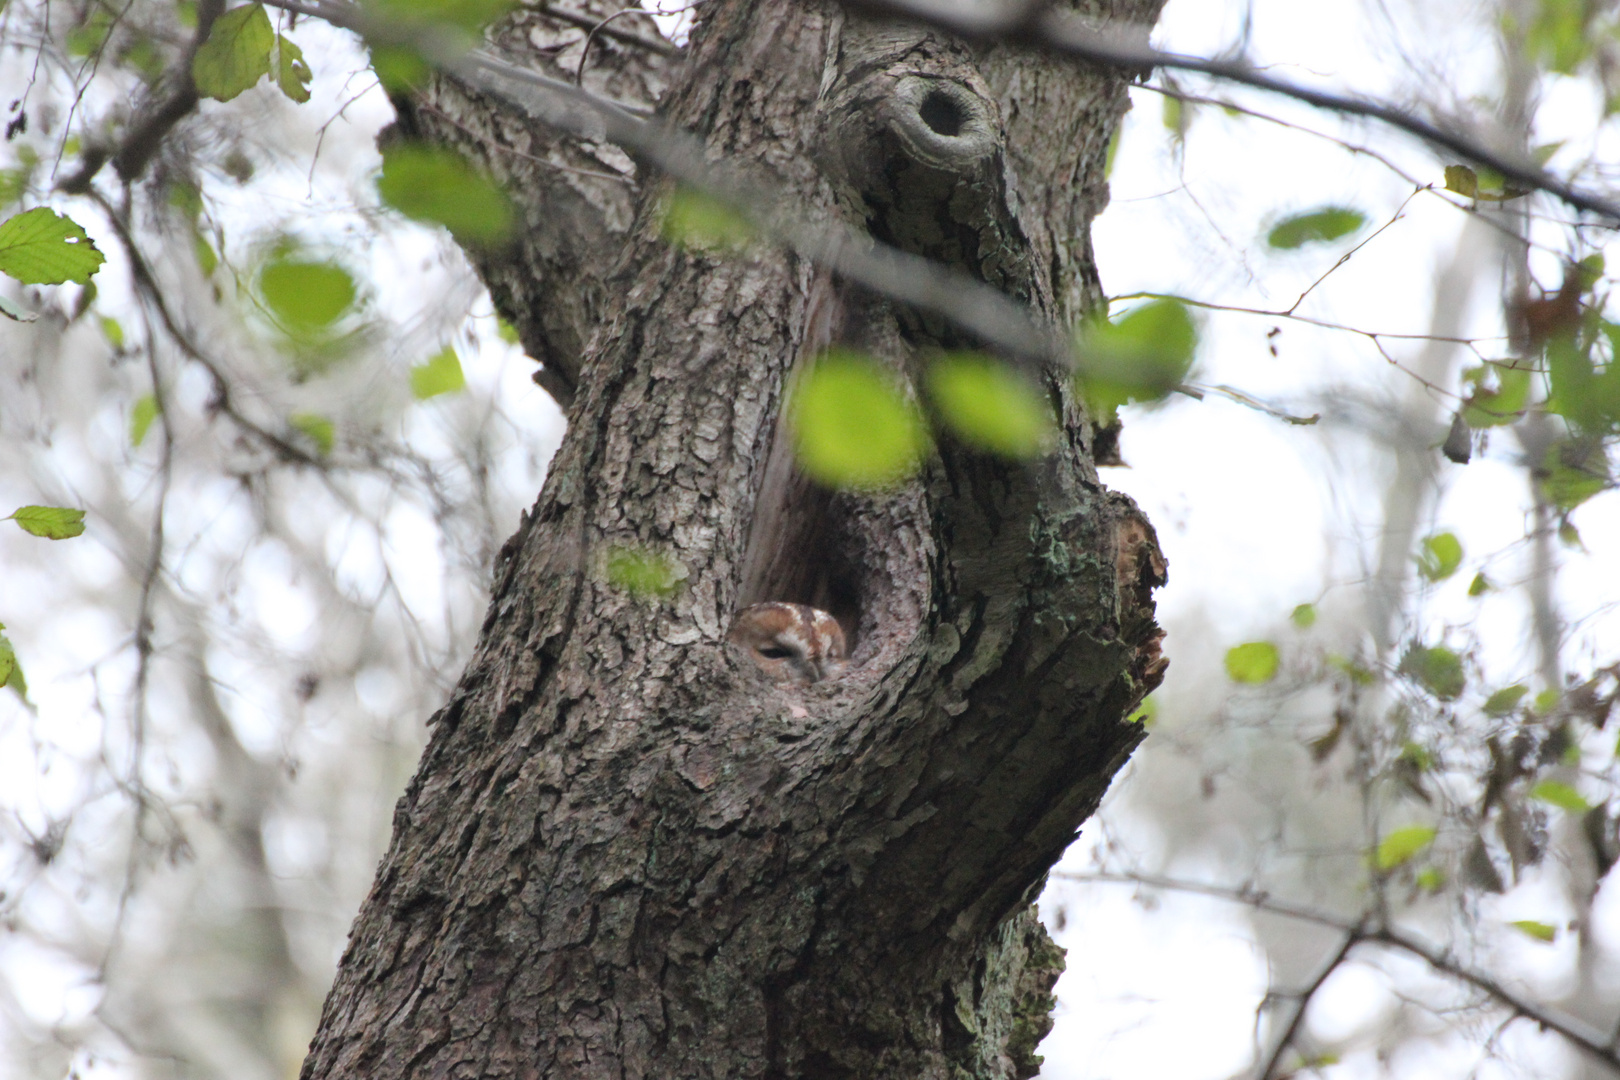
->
[533,1,679,57]
[1058,871,1620,1072]
[87,191,327,468]
[843,0,1620,224]
[1260,926,1361,1080]
[57,0,226,194]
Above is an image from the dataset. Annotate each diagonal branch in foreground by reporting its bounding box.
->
[844,0,1620,224]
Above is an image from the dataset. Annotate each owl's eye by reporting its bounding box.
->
[756,645,795,659]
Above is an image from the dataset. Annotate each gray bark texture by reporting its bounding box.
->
[301,0,1168,1077]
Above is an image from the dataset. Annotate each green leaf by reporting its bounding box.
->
[1444,164,1479,198]
[1468,572,1492,597]
[0,207,105,284]
[1416,867,1446,892]
[496,318,520,344]
[1483,684,1529,717]
[925,354,1055,459]
[1416,532,1463,582]
[1291,603,1317,629]
[1529,779,1590,812]
[791,351,930,489]
[259,256,355,333]
[130,394,159,447]
[1539,440,1609,511]
[276,33,312,103]
[377,144,514,245]
[0,627,14,692]
[1127,695,1157,727]
[1400,644,1465,700]
[1327,653,1375,685]
[369,44,432,92]
[1075,300,1198,422]
[1546,337,1620,433]
[1265,206,1366,250]
[367,0,515,33]
[661,187,754,252]
[99,315,124,349]
[290,413,334,455]
[1511,919,1557,943]
[1398,741,1434,770]
[192,3,275,103]
[410,347,466,400]
[605,545,680,598]
[194,232,219,276]
[8,505,86,539]
[1374,825,1436,871]
[1461,363,1531,427]
[1225,641,1279,684]
[1527,0,1589,73]
[1534,688,1561,714]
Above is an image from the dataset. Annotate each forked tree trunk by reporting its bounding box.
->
[301,0,1167,1076]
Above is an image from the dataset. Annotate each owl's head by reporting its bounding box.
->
[728,602,848,685]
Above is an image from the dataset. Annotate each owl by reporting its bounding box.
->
[728,602,848,685]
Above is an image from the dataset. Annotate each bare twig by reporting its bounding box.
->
[534,1,678,57]
[1058,871,1620,1071]
[843,0,1620,224]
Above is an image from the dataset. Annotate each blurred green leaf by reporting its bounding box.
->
[1511,919,1558,943]
[496,318,520,344]
[194,232,219,276]
[791,351,929,489]
[605,545,680,598]
[1075,300,1197,422]
[1539,440,1609,511]
[1416,532,1463,582]
[1265,206,1365,250]
[1225,641,1279,684]
[276,34,312,103]
[1328,653,1376,685]
[1416,866,1446,892]
[377,144,514,245]
[1468,572,1492,597]
[290,413,334,455]
[99,315,124,349]
[410,347,466,400]
[925,354,1055,459]
[1460,363,1530,427]
[0,207,105,284]
[1444,164,1479,198]
[367,0,515,33]
[661,187,754,251]
[259,257,355,333]
[130,394,159,447]
[9,505,86,539]
[1291,603,1317,629]
[1529,780,1589,812]
[1400,644,1465,700]
[1534,688,1561,714]
[1127,695,1157,727]
[1483,684,1528,717]
[1398,741,1434,770]
[369,44,432,92]
[1374,825,1436,871]
[0,625,14,692]
[1546,336,1620,433]
[1526,0,1589,73]
[192,2,275,102]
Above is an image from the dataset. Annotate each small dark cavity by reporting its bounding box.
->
[918,90,965,137]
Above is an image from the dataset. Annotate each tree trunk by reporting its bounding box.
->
[300,1,1167,1077]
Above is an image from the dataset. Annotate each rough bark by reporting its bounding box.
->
[301,0,1167,1077]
